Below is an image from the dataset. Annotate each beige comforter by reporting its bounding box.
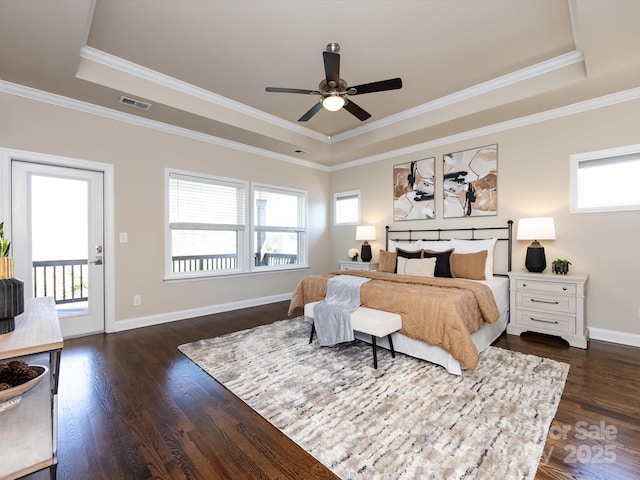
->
[288,270,500,369]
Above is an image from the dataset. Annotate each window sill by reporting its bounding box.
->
[163,265,310,282]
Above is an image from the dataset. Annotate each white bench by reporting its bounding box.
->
[304,301,402,369]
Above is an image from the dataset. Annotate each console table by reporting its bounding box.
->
[0,297,63,480]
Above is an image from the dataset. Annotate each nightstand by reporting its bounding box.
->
[507,271,588,348]
[339,261,379,271]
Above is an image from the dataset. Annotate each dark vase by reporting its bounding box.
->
[0,278,25,334]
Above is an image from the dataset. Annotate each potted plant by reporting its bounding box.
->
[551,258,571,275]
[0,222,13,279]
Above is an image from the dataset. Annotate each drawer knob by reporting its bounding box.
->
[522,283,527,287]
[563,287,567,291]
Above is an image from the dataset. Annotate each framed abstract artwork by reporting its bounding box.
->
[393,158,435,221]
[442,144,497,218]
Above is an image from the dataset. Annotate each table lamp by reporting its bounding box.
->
[355,226,376,262]
[516,217,556,272]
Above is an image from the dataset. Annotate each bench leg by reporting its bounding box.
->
[387,334,396,358]
[371,335,378,369]
[309,322,315,344]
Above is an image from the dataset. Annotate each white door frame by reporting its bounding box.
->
[0,147,115,333]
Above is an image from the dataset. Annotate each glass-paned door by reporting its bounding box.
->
[12,161,104,337]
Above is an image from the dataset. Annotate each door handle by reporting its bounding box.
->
[90,257,103,265]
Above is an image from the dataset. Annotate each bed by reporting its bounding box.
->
[288,221,513,375]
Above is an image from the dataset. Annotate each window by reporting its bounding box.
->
[571,144,640,213]
[253,184,306,268]
[168,170,247,275]
[166,169,307,278]
[334,190,360,225]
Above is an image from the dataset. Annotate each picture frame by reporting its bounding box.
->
[442,144,497,218]
[393,158,435,221]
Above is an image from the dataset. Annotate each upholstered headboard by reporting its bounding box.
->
[385,220,513,276]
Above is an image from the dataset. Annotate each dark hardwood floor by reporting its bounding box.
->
[28,302,639,479]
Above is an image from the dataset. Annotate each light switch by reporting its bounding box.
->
[119,232,128,243]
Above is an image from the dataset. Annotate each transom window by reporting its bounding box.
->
[571,144,640,213]
[334,190,360,225]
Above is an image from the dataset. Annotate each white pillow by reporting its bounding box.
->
[396,257,437,277]
[420,240,452,252]
[388,239,422,252]
[450,238,497,279]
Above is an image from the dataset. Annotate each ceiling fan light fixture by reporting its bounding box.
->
[265,43,402,122]
[322,94,345,112]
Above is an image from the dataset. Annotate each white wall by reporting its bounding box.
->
[1,90,639,344]
[329,98,640,341]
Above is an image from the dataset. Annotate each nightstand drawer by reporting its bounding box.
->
[515,309,576,334]
[342,264,365,271]
[515,291,576,314]
[514,279,576,295]
[339,261,378,271]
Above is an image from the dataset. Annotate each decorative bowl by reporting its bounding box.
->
[0,365,48,406]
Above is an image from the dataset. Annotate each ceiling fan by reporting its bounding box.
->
[265,43,403,122]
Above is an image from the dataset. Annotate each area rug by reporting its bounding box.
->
[179,317,569,479]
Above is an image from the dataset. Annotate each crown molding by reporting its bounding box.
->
[80,46,584,149]
[3,79,639,174]
[0,80,331,172]
[328,50,585,144]
[331,85,640,171]
[79,46,329,144]
[567,0,583,58]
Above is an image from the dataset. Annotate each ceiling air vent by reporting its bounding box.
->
[119,96,152,111]
[294,149,308,154]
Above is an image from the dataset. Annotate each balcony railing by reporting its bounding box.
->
[33,253,299,305]
[254,253,298,266]
[172,254,238,272]
[33,259,88,305]
[172,253,298,272]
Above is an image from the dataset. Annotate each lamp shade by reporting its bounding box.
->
[516,217,556,241]
[355,226,376,241]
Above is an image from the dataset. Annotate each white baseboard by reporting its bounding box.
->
[109,302,640,349]
[588,327,640,348]
[109,293,292,333]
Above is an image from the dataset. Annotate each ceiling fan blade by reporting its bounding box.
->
[350,78,403,95]
[323,51,340,86]
[298,102,324,122]
[343,100,371,121]
[266,87,319,95]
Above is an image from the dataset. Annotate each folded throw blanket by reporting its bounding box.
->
[312,275,371,346]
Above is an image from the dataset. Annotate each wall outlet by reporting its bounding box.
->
[133,295,142,306]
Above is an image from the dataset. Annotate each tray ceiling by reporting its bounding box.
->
[1,1,640,167]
